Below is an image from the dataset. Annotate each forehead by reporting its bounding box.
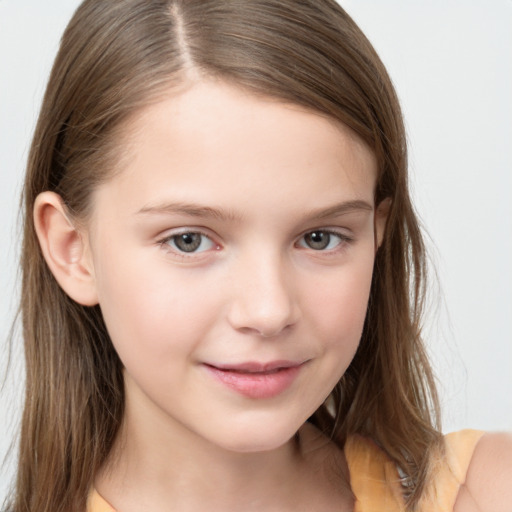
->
[93,80,377,217]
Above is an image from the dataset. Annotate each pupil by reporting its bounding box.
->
[175,233,201,252]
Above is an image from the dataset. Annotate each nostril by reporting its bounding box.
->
[256,323,293,338]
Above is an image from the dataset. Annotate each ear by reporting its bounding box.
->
[374,197,391,250]
[33,191,98,306]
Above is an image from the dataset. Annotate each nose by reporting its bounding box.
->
[226,252,301,338]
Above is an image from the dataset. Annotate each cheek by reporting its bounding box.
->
[92,245,220,362]
[302,253,374,391]
[290,256,375,413]
[309,257,374,340]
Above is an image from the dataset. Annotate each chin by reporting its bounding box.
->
[210,414,304,454]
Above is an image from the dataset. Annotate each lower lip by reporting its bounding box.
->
[204,364,302,399]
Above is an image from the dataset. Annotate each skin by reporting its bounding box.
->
[90,80,382,511]
[37,80,384,511]
[33,80,512,511]
[453,432,512,512]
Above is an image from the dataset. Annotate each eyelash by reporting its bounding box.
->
[296,229,353,252]
[158,230,219,257]
[158,228,353,257]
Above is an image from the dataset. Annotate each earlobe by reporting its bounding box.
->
[374,197,391,250]
[33,191,99,306]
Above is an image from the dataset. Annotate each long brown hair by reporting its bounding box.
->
[9,1,442,510]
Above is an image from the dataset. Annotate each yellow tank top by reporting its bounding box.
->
[344,429,484,511]
[87,429,484,512]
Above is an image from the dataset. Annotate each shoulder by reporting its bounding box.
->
[454,431,512,512]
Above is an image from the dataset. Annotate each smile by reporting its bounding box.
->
[203,361,306,399]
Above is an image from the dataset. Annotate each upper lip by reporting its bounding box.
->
[205,360,306,373]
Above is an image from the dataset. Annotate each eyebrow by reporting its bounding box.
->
[136,199,373,222]
[305,200,374,220]
[137,201,242,222]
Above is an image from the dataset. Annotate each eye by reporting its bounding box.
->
[163,231,216,253]
[298,230,348,251]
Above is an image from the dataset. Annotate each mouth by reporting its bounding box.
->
[203,360,307,399]
[207,360,303,373]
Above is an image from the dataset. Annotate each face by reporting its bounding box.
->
[85,80,385,453]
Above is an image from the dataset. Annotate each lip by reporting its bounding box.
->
[203,360,306,399]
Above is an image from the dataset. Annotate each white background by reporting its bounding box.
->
[1,0,511,499]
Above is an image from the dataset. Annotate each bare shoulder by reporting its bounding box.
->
[454,431,512,512]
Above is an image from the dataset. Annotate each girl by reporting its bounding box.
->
[5,1,512,511]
